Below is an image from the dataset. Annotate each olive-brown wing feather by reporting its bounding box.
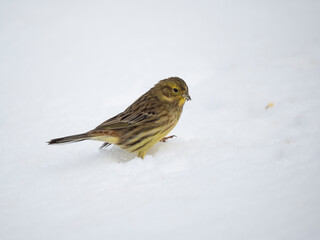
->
[93,92,162,130]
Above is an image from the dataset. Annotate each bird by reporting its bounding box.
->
[48,77,191,159]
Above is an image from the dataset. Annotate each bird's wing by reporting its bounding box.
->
[94,111,157,130]
[93,93,162,130]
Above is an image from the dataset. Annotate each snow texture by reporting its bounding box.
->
[1,0,320,239]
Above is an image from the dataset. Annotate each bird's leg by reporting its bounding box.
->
[99,142,111,149]
[138,151,146,159]
[160,135,177,143]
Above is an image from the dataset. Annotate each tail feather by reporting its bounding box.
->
[48,133,90,145]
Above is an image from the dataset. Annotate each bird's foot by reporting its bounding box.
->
[159,135,177,143]
[99,142,111,149]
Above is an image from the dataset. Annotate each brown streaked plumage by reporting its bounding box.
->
[48,77,191,158]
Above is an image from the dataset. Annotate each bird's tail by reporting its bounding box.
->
[48,133,91,145]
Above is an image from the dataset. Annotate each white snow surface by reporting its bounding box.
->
[1,0,320,239]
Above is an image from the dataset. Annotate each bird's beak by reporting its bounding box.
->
[182,93,191,101]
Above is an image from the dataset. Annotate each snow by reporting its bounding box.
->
[1,0,320,239]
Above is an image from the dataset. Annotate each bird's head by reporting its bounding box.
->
[154,77,191,107]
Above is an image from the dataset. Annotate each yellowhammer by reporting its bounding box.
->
[48,77,191,158]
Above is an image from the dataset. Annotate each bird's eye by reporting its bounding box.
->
[173,88,179,92]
